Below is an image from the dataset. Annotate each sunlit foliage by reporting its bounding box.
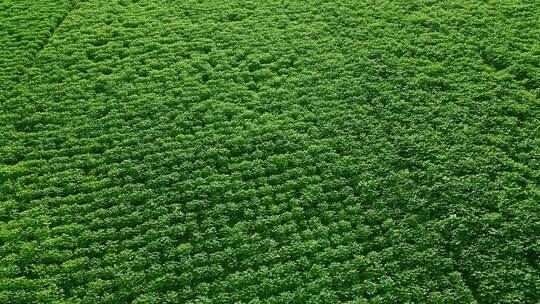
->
[1,0,538,303]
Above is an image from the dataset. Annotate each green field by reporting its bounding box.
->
[1,0,539,303]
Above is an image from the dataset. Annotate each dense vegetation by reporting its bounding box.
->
[1,0,539,303]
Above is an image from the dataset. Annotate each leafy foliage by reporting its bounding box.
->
[1,0,539,303]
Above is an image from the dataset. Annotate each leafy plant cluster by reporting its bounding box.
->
[0,0,75,101]
[1,0,539,303]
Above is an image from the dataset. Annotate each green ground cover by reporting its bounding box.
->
[0,0,539,303]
